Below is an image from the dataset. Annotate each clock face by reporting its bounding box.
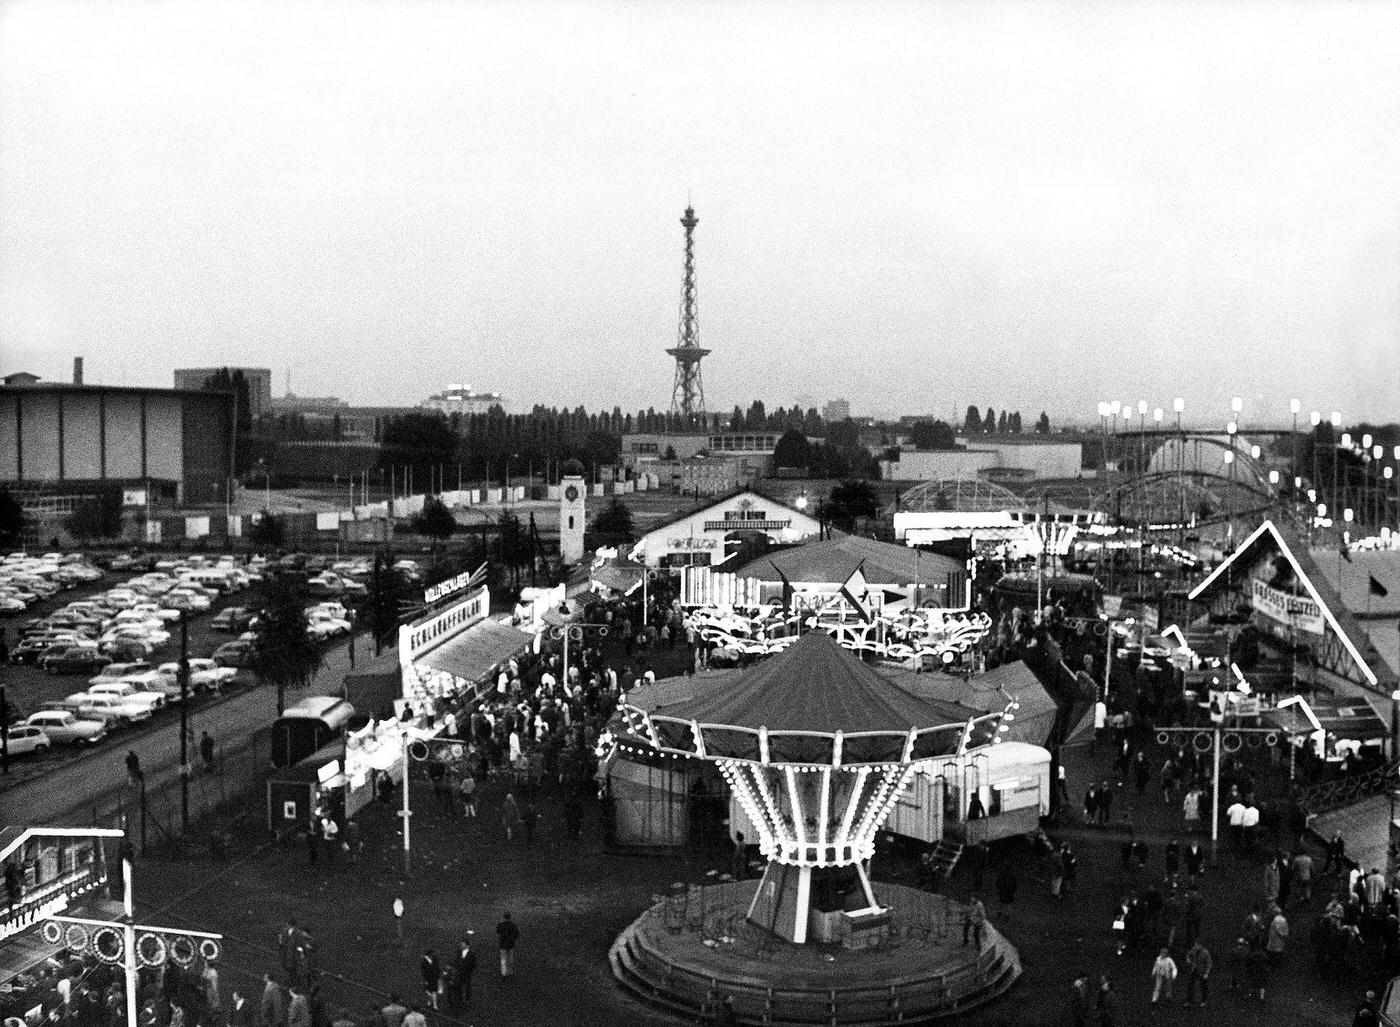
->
[564,485,580,502]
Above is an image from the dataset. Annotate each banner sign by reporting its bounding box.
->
[423,563,487,606]
[1250,579,1324,635]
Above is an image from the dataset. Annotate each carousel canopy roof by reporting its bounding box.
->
[734,535,963,586]
[649,630,970,734]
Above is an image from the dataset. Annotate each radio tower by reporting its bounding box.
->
[667,205,710,426]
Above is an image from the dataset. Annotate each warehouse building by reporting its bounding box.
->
[0,372,235,508]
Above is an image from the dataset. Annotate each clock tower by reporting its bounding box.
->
[559,460,586,565]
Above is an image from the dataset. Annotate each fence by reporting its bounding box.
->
[73,730,272,859]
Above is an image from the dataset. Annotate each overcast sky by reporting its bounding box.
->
[2,0,1397,426]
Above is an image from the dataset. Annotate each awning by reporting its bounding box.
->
[416,619,532,684]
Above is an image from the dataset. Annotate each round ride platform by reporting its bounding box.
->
[609,881,1021,1025]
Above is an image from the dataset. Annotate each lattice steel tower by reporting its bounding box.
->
[667,205,710,424]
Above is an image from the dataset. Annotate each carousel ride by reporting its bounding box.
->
[607,632,1022,1025]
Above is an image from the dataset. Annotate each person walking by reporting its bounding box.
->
[1226,799,1247,852]
[452,939,477,1009]
[496,912,520,978]
[419,950,441,1011]
[1061,843,1079,899]
[1292,850,1314,903]
[126,751,144,786]
[1150,947,1178,1006]
[501,794,523,843]
[1097,976,1121,1027]
[200,731,216,772]
[1182,786,1202,832]
[1263,860,1280,906]
[1184,939,1212,1007]
[460,774,477,818]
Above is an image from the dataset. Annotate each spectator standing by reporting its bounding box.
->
[1097,781,1113,825]
[496,912,521,977]
[260,977,283,1027]
[1243,802,1260,852]
[378,996,407,1027]
[1291,849,1313,903]
[1184,939,1212,1007]
[1264,906,1289,966]
[962,895,986,948]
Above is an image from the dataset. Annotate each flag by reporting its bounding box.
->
[840,562,873,623]
[1370,575,1389,598]
[772,562,794,613]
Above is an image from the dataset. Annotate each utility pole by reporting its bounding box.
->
[179,614,191,833]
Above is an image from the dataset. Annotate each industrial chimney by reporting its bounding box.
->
[73,357,84,385]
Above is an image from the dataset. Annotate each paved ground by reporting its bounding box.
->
[115,667,1377,1027]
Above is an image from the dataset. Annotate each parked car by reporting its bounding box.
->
[306,613,351,640]
[25,710,108,745]
[211,607,253,632]
[89,661,153,686]
[2,724,52,757]
[67,693,151,724]
[79,681,167,710]
[212,640,255,668]
[42,646,113,675]
[157,658,237,692]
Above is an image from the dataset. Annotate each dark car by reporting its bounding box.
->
[212,641,254,668]
[210,607,252,632]
[42,646,113,675]
[12,634,71,664]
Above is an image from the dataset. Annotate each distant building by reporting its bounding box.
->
[822,398,850,422]
[882,437,1084,483]
[173,367,273,419]
[421,384,506,416]
[620,431,783,487]
[0,374,234,507]
[271,392,349,416]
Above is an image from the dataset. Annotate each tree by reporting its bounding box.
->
[996,411,1007,434]
[361,554,417,655]
[963,405,982,436]
[745,400,767,431]
[67,487,124,540]
[496,511,533,591]
[249,512,286,549]
[824,479,880,532]
[1009,411,1023,434]
[772,430,813,472]
[590,498,636,547]
[250,572,325,714]
[0,487,24,548]
[982,408,996,434]
[1035,411,1051,435]
[412,497,457,549]
[907,420,948,450]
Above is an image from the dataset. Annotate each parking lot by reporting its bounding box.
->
[1,549,380,786]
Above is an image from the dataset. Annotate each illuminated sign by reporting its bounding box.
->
[669,537,719,551]
[423,563,487,605]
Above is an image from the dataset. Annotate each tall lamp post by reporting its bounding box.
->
[1310,411,1322,493]
[1174,398,1186,549]
[178,613,191,834]
[1331,411,1343,511]
[1137,400,1148,473]
[1290,399,1300,484]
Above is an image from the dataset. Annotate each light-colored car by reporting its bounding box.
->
[68,693,151,724]
[26,710,108,744]
[306,614,350,640]
[157,659,237,692]
[78,682,166,711]
[89,662,153,686]
[2,724,52,757]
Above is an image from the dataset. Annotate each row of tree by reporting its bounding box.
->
[961,407,1052,437]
